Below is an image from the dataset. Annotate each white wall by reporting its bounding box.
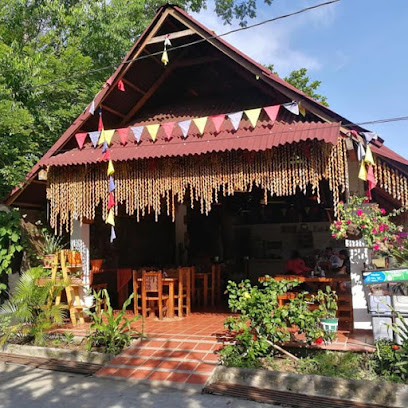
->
[70,219,90,286]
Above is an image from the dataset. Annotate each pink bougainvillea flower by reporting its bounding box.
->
[379,225,384,232]
[380,208,386,214]
[383,237,388,241]
[335,221,342,226]
[332,234,337,238]
[346,220,351,225]
[361,224,366,229]
[356,209,363,216]
[373,244,380,251]
[372,228,378,234]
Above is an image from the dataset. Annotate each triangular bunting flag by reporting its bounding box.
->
[227,112,243,131]
[110,226,116,243]
[116,128,128,145]
[178,120,192,139]
[263,105,280,122]
[164,36,172,47]
[98,115,104,132]
[193,117,208,135]
[106,208,115,226]
[366,165,377,189]
[130,126,144,143]
[109,176,115,192]
[161,49,169,66]
[357,143,366,161]
[146,124,160,142]
[117,79,125,92]
[349,130,359,138]
[75,133,87,150]
[358,161,367,181]
[104,129,115,146]
[210,114,225,133]
[244,108,261,128]
[89,100,95,115]
[98,129,106,145]
[364,145,375,166]
[102,141,108,154]
[107,160,115,176]
[162,122,175,140]
[362,132,378,143]
[298,102,306,117]
[101,150,111,162]
[282,101,300,115]
[89,131,100,148]
[107,192,115,210]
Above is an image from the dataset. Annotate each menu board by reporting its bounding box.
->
[363,269,408,284]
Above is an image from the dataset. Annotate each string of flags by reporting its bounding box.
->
[80,101,306,149]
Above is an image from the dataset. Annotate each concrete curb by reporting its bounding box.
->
[1,343,112,365]
[209,366,408,408]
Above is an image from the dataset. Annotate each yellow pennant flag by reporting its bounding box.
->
[104,129,115,146]
[358,161,367,181]
[98,129,106,145]
[106,208,115,226]
[161,49,169,66]
[107,160,115,176]
[146,124,160,142]
[244,108,261,128]
[298,102,306,117]
[364,145,375,166]
[193,117,208,135]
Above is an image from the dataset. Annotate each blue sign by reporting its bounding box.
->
[364,271,386,283]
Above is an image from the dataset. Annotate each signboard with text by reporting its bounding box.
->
[363,269,408,284]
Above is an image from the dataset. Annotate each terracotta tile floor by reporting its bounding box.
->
[54,311,375,385]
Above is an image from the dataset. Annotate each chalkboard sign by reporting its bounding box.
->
[363,269,408,284]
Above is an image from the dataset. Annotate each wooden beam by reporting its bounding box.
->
[122,78,145,95]
[177,55,220,68]
[142,48,163,67]
[12,202,45,209]
[147,29,195,45]
[101,104,126,119]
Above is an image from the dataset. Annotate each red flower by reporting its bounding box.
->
[314,337,323,345]
[373,244,380,251]
[346,220,351,225]
[361,224,366,229]
[380,208,386,214]
[372,228,378,234]
[356,209,363,216]
[253,335,257,341]
[392,345,399,350]
[332,234,337,238]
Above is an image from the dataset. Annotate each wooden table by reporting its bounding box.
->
[136,277,178,318]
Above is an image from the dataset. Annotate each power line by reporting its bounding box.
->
[17,0,340,93]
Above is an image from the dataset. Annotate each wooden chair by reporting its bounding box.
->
[192,264,222,308]
[132,269,142,316]
[174,267,191,317]
[141,271,169,320]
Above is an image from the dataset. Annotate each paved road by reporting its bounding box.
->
[0,363,279,408]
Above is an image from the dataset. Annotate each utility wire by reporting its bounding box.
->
[17,0,340,92]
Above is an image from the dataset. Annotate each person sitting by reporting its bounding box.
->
[285,251,312,276]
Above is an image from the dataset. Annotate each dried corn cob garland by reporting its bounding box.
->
[47,139,349,233]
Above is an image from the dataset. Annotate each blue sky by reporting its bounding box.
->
[192,0,408,158]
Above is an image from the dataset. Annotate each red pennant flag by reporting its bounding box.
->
[116,128,128,145]
[107,192,115,210]
[366,165,377,191]
[75,132,87,150]
[210,114,225,133]
[117,79,125,92]
[98,115,104,132]
[349,130,359,138]
[162,122,175,140]
[100,150,111,162]
[264,105,280,122]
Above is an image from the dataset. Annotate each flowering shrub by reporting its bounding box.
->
[330,196,406,255]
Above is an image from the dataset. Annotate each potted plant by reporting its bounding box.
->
[90,241,104,271]
[313,286,339,333]
[38,229,65,268]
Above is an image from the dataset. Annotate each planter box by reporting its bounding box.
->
[369,295,392,315]
[392,296,408,314]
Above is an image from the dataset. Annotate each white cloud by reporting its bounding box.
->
[191,1,338,76]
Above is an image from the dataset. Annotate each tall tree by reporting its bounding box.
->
[0,0,274,198]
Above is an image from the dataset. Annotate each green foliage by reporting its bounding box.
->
[38,226,65,256]
[298,351,375,381]
[0,209,24,289]
[219,344,263,368]
[0,1,275,197]
[86,289,140,355]
[222,278,335,366]
[312,286,338,318]
[265,65,328,106]
[0,267,66,345]
[63,331,75,345]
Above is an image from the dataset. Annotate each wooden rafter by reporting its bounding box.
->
[147,28,195,44]
[101,104,126,119]
[121,78,146,95]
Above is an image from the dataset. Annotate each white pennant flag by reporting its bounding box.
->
[88,131,101,148]
[227,111,243,131]
[164,36,172,47]
[178,120,192,139]
[357,143,366,161]
[131,126,144,143]
[362,132,378,143]
[282,101,299,115]
[89,100,95,115]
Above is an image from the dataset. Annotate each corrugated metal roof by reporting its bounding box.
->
[371,144,408,166]
[45,120,341,167]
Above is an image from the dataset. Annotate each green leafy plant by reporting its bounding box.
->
[38,227,65,256]
[85,289,140,355]
[312,286,338,319]
[63,331,75,345]
[222,278,334,367]
[0,266,66,346]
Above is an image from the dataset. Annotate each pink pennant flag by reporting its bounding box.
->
[118,79,125,92]
[210,114,225,133]
[162,122,175,140]
[366,165,377,191]
[116,128,128,145]
[75,132,87,150]
[263,105,280,122]
[107,192,115,210]
[101,150,111,162]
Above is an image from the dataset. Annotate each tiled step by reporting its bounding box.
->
[95,336,222,385]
